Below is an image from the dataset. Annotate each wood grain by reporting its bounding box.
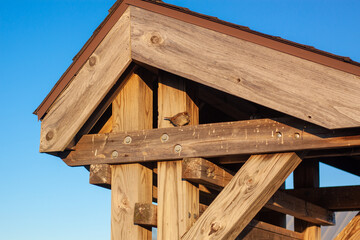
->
[39,8,131,152]
[294,160,320,239]
[181,157,334,225]
[334,212,360,240]
[111,71,153,240]
[133,203,304,240]
[157,71,199,240]
[181,152,302,240]
[130,6,360,129]
[64,118,360,166]
[286,186,360,211]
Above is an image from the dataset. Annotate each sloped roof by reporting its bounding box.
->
[34,0,360,120]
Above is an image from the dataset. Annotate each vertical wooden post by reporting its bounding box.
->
[294,160,320,240]
[157,72,199,240]
[111,69,153,240]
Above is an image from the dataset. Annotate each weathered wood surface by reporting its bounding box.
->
[182,157,334,225]
[130,6,360,129]
[134,203,157,227]
[181,152,302,240]
[111,71,153,240]
[157,72,199,240]
[133,203,303,240]
[334,212,360,240]
[294,160,320,239]
[182,157,233,191]
[89,164,111,186]
[266,190,334,226]
[238,220,303,240]
[40,8,132,152]
[286,186,360,211]
[64,118,360,166]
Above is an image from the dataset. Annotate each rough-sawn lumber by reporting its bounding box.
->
[64,118,360,166]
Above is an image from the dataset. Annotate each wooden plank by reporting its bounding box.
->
[157,71,199,240]
[286,186,360,211]
[40,8,132,152]
[238,220,304,240]
[130,6,360,129]
[181,152,302,240]
[294,160,320,239]
[334,212,360,240]
[182,157,233,191]
[133,203,303,240]
[182,157,334,225]
[64,118,360,166]
[111,71,153,240]
[266,190,334,226]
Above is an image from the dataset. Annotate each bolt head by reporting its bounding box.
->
[276,132,282,138]
[161,133,169,142]
[124,136,132,144]
[174,144,182,153]
[112,150,118,158]
[294,133,301,139]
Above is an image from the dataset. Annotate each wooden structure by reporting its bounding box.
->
[34,1,360,239]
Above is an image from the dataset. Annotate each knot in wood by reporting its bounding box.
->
[206,166,215,178]
[209,222,221,236]
[148,32,164,46]
[46,131,54,141]
[89,56,97,66]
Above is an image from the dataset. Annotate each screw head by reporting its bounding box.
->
[124,136,132,144]
[174,144,182,153]
[111,150,118,158]
[276,132,282,138]
[161,133,169,142]
[294,133,301,139]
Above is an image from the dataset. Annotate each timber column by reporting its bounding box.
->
[111,68,153,240]
[294,160,321,239]
[157,72,199,240]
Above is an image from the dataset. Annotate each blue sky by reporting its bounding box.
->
[0,0,359,239]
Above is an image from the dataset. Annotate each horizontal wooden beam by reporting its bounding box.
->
[182,157,334,225]
[63,118,360,166]
[89,164,111,187]
[286,186,360,211]
[133,203,303,239]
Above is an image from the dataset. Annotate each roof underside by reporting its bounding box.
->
[34,0,360,121]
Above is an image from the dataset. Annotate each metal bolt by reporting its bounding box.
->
[124,136,132,144]
[161,133,169,142]
[294,132,301,139]
[276,132,282,138]
[174,144,182,153]
[112,150,119,158]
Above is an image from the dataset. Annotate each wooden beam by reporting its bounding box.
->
[133,203,304,240]
[182,157,334,225]
[286,186,360,211]
[130,6,360,129]
[64,118,360,166]
[157,72,199,240]
[39,8,131,152]
[181,152,302,240]
[239,220,304,240]
[334,212,360,240]
[111,70,153,240]
[294,160,320,239]
[321,157,360,177]
[89,164,111,187]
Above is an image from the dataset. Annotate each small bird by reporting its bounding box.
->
[164,112,191,126]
